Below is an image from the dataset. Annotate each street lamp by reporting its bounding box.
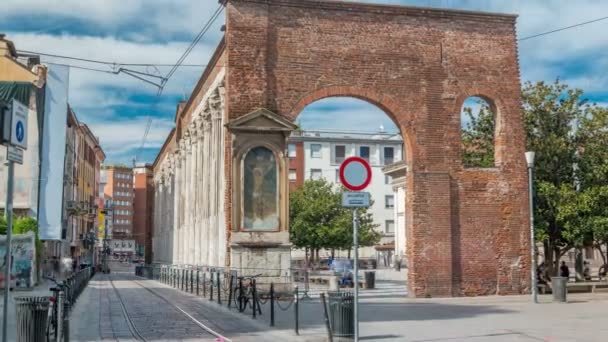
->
[525,151,538,304]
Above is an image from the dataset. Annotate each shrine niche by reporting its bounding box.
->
[243,146,279,231]
[227,108,297,274]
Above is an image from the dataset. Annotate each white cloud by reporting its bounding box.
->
[1,0,225,40]
[89,116,174,156]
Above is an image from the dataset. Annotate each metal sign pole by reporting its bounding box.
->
[2,160,15,342]
[353,207,359,342]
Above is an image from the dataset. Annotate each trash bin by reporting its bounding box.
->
[364,271,375,289]
[552,276,568,302]
[14,296,50,342]
[327,291,354,337]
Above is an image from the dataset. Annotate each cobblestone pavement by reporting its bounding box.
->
[70,272,312,341]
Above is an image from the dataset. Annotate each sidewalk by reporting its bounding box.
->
[261,284,608,342]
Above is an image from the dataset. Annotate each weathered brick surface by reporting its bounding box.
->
[224,0,529,297]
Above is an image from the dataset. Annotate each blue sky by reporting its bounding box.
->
[2,0,608,164]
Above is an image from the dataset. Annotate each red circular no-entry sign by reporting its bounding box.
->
[339,156,372,191]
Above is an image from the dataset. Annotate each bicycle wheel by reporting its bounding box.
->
[233,287,244,312]
[46,304,57,342]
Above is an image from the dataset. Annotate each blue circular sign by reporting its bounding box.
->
[16,121,24,142]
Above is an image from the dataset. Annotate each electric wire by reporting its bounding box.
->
[519,15,608,41]
[160,4,224,94]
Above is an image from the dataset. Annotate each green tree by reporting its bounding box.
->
[461,98,496,168]
[0,215,43,259]
[289,179,381,265]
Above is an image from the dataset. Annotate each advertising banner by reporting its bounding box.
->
[38,64,69,240]
[110,239,135,254]
[0,231,36,289]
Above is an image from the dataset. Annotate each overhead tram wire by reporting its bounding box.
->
[518,15,608,41]
[158,4,224,95]
[135,4,224,162]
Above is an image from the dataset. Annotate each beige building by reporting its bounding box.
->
[0,34,46,217]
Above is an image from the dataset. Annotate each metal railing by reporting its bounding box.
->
[144,264,302,335]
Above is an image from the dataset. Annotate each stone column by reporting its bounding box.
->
[189,124,199,265]
[168,161,175,263]
[202,111,211,265]
[209,100,219,267]
[184,134,193,264]
[172,152,180,264]
[195,117,204,265]
[213,94,223,266]
[217,85,226,266]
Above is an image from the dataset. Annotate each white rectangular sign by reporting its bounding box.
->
[6,145,23,164]
[342,192,370,207]
[10,98,28,149]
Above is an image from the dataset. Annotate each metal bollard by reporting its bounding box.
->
[252,278,257,319]
[270,282,275,327]
[217,272,222,305]
[321,293,333,342]
[62,291,70,342]
[191,270,194,293]
[238,277,244,312]
[15,296,50,342]
[181,269,185,291]
[294,285,299,335]
[203,272,207,298]
[196,271,200,296]
[228,275,234,309]
[210,272,214,301]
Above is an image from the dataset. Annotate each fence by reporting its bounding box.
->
[136,264,303,335]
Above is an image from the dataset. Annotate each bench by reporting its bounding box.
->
[538,281,608,294]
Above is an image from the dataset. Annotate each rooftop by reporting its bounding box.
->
[289,129,402,143]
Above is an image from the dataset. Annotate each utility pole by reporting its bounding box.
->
[2,161,15,342]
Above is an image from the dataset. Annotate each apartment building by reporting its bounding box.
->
[103,166,134,243]
[133,164,154,263]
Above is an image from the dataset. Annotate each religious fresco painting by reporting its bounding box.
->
[243,147,279,230]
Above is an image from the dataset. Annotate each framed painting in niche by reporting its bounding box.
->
[243,146,279,231]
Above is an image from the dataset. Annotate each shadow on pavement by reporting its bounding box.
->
[360,302,515,322]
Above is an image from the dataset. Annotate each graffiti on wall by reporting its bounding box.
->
[0,231,36,289]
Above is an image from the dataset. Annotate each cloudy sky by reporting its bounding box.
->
[1,0,607,164]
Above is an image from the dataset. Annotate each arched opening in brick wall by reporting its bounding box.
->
[288,96,408,279]
[460,96,498,168]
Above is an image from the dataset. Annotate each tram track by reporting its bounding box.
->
[108,274,231,342]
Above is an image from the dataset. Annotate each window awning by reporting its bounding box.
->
[0,81,33,106]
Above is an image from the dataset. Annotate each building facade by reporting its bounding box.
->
[0,34,46,217]
[103,165,134,257]
[70,123,105,266]
[133,164,154,263]
[382,161,407,266]
[288,130,404,260]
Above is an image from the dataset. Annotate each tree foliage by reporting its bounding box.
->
[461,98,496,168]
[289,179,381,262]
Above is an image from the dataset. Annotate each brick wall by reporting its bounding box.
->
[224,0,529,297]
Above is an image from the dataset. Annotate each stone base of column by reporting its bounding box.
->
[230,244,291,282]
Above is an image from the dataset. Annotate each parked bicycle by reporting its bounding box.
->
[233,274,263,314]
[44,275,71,342]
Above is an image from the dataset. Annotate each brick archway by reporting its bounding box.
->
[223,0,530,297]
[288,85,416,166]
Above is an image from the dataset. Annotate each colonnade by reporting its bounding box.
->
[152,78,226,266]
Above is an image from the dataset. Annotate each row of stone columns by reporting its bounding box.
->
[152,83,226,266]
